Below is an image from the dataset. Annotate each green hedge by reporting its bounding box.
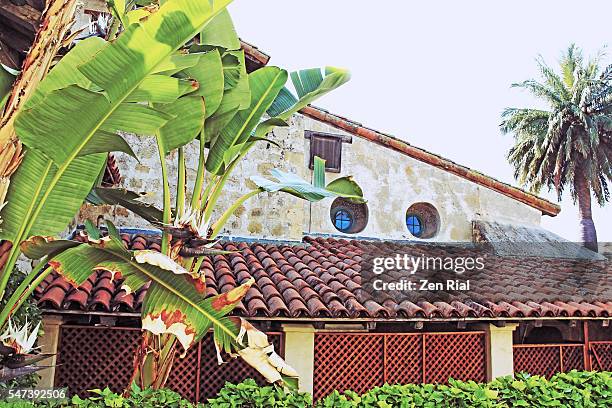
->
[0,371,610,407]
[0,380,312,408]
[206,379,312,407]
[318,371,612,408]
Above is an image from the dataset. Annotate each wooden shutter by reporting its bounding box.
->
[307,131,351,173]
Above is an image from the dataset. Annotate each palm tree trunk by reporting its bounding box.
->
[574,165,598,252]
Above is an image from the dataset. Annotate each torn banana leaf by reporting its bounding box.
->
[93,187,165,224]
[23,222,253,353]
[257,66,351,137]
[251,156,364,203]
[214,318,299,387]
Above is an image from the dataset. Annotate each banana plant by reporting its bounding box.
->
[0,0,363,393]
[81,8,361,390]
[19,222,255,388]
[0,0,243,390]
[0,0,79,279]
[0,0,235,302]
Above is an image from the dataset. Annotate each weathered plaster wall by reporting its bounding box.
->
[300,115,542,241]
[78,114,542,242]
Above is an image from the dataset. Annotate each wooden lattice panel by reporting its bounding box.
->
[198,333,283,402]
[384,334,423,384]
[562,345,585,371]
[590,342,612,371]
[56,326,283,402]
[166,344,200,401]
[514,346,561,378]
[313,334,384,401]
[423,333,486,383]
[56,326,140,396]
[313,332,486,400]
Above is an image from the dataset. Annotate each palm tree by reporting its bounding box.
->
[501,45,612,252]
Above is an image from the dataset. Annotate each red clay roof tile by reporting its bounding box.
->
[33,234,611,321]
[64,290,89,310]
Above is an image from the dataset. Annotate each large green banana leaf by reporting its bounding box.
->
[1,151,107,239]
[203,51,250,144]
[154,96,206,155]
[180,50,224,116]
[251,156,365,202]
[206,66,352,176]
[21,226,250,352]
[153,50,228,154]
[197,10,250,145]
[199,8,240,50]
[0,0,234,247]
[126,75,201,103]
[257,67,351,137]
[207,67,288,174]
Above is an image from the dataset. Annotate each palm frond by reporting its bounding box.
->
[537,56,571,101]
[501,44,612,204]
[559,44,582,89]
[511,79,564,108]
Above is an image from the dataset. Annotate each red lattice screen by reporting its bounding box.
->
[198,333,284,401]
[424,332,486,383]
[590,342,612,371]
[313,334,384,401]
[513,344,585,378]
[55,325,283,402]
[55,326,140,396]
[385,334,422,384]
[313,332,486,401]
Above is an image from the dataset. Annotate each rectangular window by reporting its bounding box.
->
[306,131,352,173]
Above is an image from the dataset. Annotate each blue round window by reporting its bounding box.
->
[406,214,423,237]
[334,209,353,232]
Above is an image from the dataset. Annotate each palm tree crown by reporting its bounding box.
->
[501,45,612,251]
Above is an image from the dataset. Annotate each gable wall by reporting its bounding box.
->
[300,116,542,241]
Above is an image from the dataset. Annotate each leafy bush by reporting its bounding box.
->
[0,386,203,408]
[317,371,612,408]
[206,379,312,407]
[492,371,612,408]
[0,380,311,407]
[0,372,609,407]
[70,385,202,408]
[318,382,501,408]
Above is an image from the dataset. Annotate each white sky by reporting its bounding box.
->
[229,0,611,241]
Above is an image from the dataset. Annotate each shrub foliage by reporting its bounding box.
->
[0,371,610,407]
[318,371,612,408]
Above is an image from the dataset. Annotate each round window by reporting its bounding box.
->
[330,198,368,234]
[405,203,440,239]
[333,209,353,232]
[406,214,423,237]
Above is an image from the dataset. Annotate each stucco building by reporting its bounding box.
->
[33,42,611,401]
[1,0,610,402]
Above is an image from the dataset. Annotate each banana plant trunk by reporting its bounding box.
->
[130,332,178,391]
[0,0,77,271]
[575,166,598,252]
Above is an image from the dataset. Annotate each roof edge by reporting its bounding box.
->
[300,106,561,217]
[40,309,611,322]
[240,39,270,66]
